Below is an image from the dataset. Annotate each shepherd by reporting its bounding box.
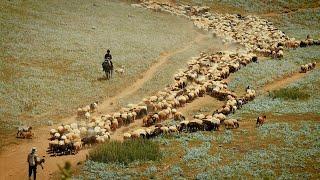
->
[27,147,45,180]
[102,49,114,80]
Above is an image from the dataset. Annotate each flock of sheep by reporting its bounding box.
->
[137,1,320,56]
[47,48,258,150]
[300,62,317,73]
[45,1,320,154]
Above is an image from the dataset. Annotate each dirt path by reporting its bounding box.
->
[263,68,317,92]
[0,32,209,180]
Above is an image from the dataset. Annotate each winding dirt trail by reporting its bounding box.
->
[263,67,318,92]
[0,32,209,180]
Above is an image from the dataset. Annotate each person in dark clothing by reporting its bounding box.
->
[104,49,112,61]
[104,49,113,67]
[27,147,38,180]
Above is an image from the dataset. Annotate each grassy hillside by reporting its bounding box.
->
[0,0,200,145]
[75,1,320,179]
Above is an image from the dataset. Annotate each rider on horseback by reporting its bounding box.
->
[102,49,114,79]
[104,49,113,66]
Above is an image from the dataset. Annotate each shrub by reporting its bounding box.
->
[269,87,310,100]
[89,139,160,164]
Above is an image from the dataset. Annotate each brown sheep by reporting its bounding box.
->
[256,115,267,127]
[224,119,239,129]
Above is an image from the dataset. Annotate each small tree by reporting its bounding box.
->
[58,161,72,180]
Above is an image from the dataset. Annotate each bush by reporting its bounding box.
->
[269,87,310,100]
[89,139,160,164]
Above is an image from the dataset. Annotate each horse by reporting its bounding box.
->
[256,115,266,127]
[102,58,113,80]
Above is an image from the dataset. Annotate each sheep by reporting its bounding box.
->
[300,64,308,73]
[194,113,205,120]
[169,125,179,133]
[73,141,82,153]
[177,95,187,106]
[70,123,78,130]
[79,127,87,135]
[90,101,98,112]
[256,115,266,127]
[131,129,147,139]
[143,114,154,127]
[19,131,34,139]
[123,133,132,140]
[187,119,204,132]
[84,112,91,120]
[111,119,118,131]
[17,126,32,137]
[115,65,125,75]
[96,136,105,143]
[160,126,169,134]
[224,119,239,129]
[203,118,220,131]
[178,120,189,132]
[49,128,57,136]
[57,126,65,134]
[81,136,97,147]
[173,111,185,121]
[158,110,168,121]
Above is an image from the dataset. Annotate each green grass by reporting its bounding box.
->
[78,120,320,179]
[269,87,310,100]
[89,139,161,165]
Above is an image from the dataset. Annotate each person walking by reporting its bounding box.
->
[27,147,38,180]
